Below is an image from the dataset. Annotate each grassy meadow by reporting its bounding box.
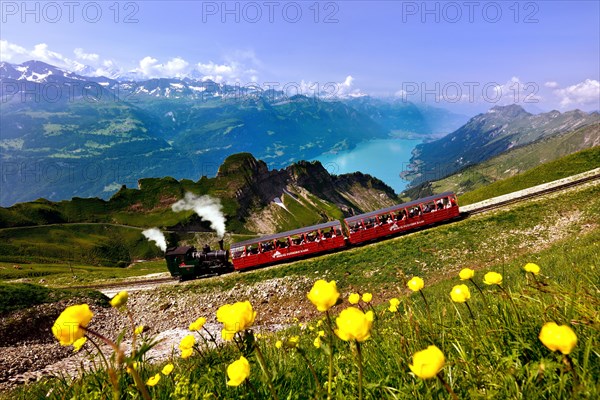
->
[3,178,599,399]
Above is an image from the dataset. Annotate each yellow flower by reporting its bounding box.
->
[146,373,161,386]
[179,334,195,352]
[539,322,577,355]
[189,317,207,331]
[409,345,445,379]
[318,330,325,337]
[348,293,360,305]
[388,297,400,312]
[134,325,145,335]
[180,348,193,359]
[226,356,250,387]
[109,291,128,308]
[362,293,373,303]
[216,301,256,341]
[313,336,322,348]
[450,284,471,303]
[407,277,424,292]
[162,363,174,376]
[524,263,541,275]
[72,337,87,352]
[307,280,340,312]
[459,268,475,280]
[285,336,300,349]
[335,307,374,342]
[483,272,503,285]
[126,362,139,374]
[52,304,93,346]
[275,340,283,349]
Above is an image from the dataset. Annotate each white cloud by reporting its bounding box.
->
[298,75,365,98]
[554,79,600,108]
[544,81,559,88]
[74,48,99,62]
[491,76,542,105]
[0,40,27,61]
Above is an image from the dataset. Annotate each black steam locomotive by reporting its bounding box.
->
[164,240,232,280]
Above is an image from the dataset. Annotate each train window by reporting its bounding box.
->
[231,247,245,259]
[423,201,436,213]
[276,238,289,248]
[306,231,319,242]
[290,234,305,246]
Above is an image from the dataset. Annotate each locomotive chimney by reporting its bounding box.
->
[218,239,224,251]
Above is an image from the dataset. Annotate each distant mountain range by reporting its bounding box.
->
[0,153,399,235]
[404,104,599,186]
[0,60,467,206]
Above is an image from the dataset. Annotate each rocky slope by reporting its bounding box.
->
[405,105,599,185]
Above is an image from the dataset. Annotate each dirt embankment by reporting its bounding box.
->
[0,275,320,392]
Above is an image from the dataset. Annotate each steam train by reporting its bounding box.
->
[165,192,460,279]
[165,241,232,280]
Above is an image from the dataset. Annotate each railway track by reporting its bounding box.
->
[465,169,600,215]
[80,169,600,292]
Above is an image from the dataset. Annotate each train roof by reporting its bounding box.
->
[345,192,456,224]
[165,246,194,256]
[232,220,342,248]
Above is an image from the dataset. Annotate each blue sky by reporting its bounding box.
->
[1,0,599,112]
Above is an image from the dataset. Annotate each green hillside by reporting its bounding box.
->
[402,122,599,201]
[459,145,600,205]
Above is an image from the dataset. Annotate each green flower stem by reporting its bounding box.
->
[497,285,522,323]
[297,348,322,395]
[356,341,364,400]
[469,278,488,306]
[203,325,221,349]
[325,310,335,400]
[419,290,433,331]
[245,378,260,398]
[563,354,580,394]
[253,342,279,400]
[126,309,137,357]
[83,327,151,400]
[436,372,458,400]
[464,301,476,322]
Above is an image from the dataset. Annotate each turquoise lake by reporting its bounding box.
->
[311,138,421,194]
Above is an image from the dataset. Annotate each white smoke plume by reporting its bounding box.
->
[142,228,167,252]
[172,193,226,238]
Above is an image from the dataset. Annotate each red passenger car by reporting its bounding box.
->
[230,221,346,271]
[345,192,459,245]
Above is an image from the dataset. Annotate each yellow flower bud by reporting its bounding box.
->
[539,322,577,355]
[483,272,503,285]
[216,301,256,340]
[226,356,250,387]
[334,307,373,342]
[450,284,471,303]
[409,345,445,379]
[162,363,174,376]
[134,325,145,335]
[459,268,475,280]
[189,317,207,331]
[146,373,161,386]
[362,293,373,303]
[348,293,360,305]
[52,304,93,346]
[524,263,541,275]
[407,277,424,292]
[275,340,283,349]
[307,280,340,312]
[109,291,128,308]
